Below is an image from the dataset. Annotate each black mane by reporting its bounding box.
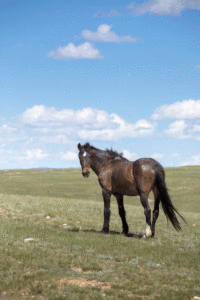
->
[83,143,123,160]
[105,148,124,159]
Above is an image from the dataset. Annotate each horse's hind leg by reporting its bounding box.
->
[140,193,152,238]
[114,193,129,235]
[151,187,160,237]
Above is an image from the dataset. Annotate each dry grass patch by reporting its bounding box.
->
[59,277,111,290]
[71,266,99,274]
[71,267,83,273]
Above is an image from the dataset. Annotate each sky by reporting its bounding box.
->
[0,0,200,169]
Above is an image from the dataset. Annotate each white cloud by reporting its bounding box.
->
[3,101,200,168]
[193,125,200,132]
[26,149,49,160]
[182,0,200,11]
[0,121,26,145]
[60,151,78,161]
[16,149,50,165]
[151,99,200,120]
[82,24,138,43]
[127,0,200,16]
[180,154,200,166]
[34,127,52,133]
[0,106,156,169]
[93,10,121,18]
[134,119,155,135]
[20,105,156,142]
[164,120,190,139]
[0,124,17,132]
[122,150,138,161]
[21,106,114,128]
[151,99,200,140]
[48,42,102,60]
[162,119,200,140]
[39,134,72,144]
[77,117,155,141]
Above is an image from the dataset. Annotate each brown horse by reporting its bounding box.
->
[78,143,185,238]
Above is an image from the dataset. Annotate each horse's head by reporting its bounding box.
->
[77,143,91,178]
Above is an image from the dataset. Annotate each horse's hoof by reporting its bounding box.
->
[142,233,151,239]
[143,233,153,239]
[145,225,152,238]
[122,230,129,236]
[122,226,129,236]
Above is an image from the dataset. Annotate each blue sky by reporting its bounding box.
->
[1,0,200,169]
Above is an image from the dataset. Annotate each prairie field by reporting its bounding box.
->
[0,167,199,300]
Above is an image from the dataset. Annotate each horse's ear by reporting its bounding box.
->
[85,143,90,150]
[77,143,81,150]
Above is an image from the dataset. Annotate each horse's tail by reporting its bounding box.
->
[155,168,186,231]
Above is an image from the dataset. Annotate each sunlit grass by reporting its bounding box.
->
[0,167,199,299]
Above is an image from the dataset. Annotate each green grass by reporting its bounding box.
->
[0,167,199,299]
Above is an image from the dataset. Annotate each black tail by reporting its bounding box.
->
[155,169,186,231]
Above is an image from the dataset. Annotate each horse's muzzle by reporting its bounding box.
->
[82,171,90,178]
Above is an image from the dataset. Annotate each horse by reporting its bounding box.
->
[77,142,185,238]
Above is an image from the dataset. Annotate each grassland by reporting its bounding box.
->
[0,167,199,299]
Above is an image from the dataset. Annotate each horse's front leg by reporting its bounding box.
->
[100,188,111,234]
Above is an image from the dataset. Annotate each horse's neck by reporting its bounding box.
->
[90,151,105,176]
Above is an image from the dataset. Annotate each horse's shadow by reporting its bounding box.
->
[66,228,143,238]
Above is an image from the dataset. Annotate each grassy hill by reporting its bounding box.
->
[0,167,199,299]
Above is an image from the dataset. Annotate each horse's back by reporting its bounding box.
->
[133,158,164,173]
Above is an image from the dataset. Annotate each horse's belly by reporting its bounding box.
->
[112,178,138,196]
